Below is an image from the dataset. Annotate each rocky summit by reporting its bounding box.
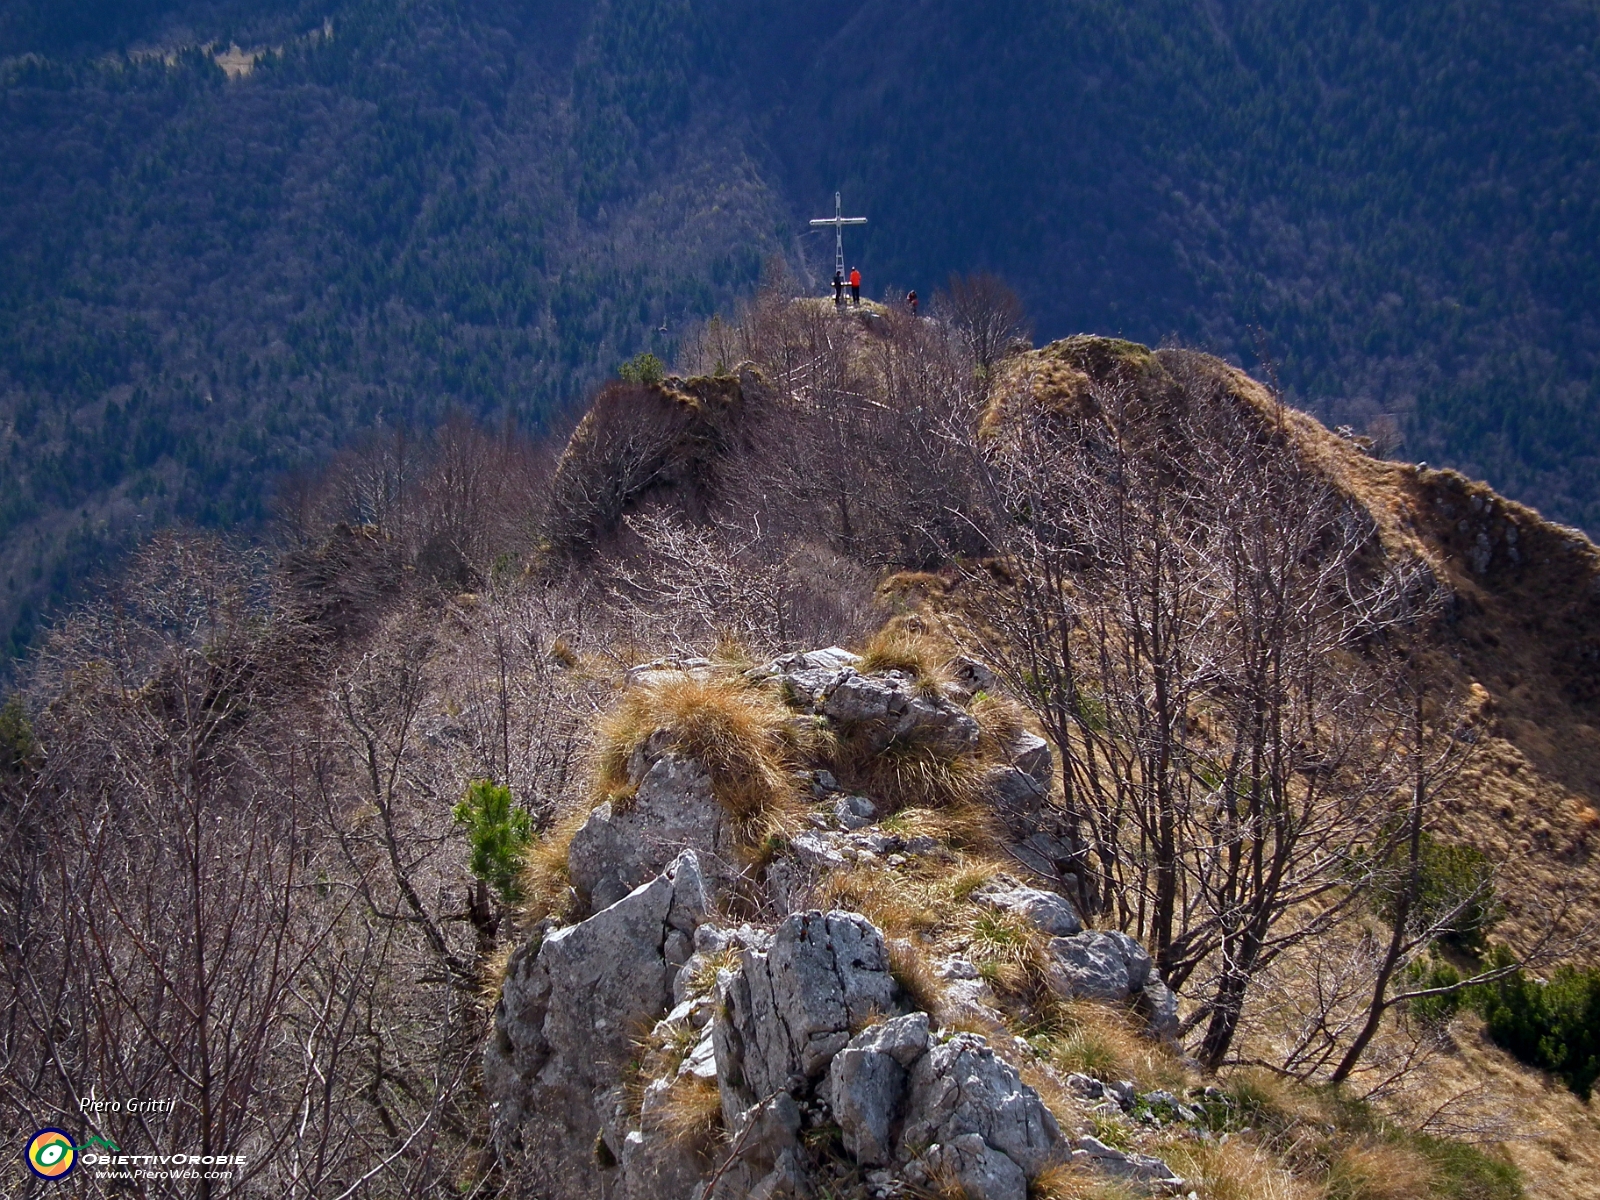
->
[483,650,1189,1200]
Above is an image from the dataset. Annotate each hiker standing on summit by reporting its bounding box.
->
[849,266,861,306]
[833,268,845,307]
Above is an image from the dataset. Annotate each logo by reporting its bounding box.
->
[26,1128,76,1180]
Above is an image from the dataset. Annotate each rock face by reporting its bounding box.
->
[820,668,981,755]
[974,879,1083,937]
[483,649,1182,1198]
[485,851,708,1200]
[826,1012,931,1165]
[710,912,1066,1200]
[1045,928,1180,1041]
[709,911,898,1197]
[567,734,734,913]
[760,652,981,757]
[715,911,898,1105]
[899,1034,1065,1200]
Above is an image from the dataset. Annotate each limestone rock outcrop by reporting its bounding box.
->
[567,732,735,913]
[485,851,708,1199]
[1045,927,1182,1042]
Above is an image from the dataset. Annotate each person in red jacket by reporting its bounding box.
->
[906,289,919,316]
[849,266,861,306]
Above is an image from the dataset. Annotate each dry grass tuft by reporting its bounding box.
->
[708,630,756,671]
[1027,1163,1142,1200]
[913,1155,975,1200]
[1218,1067,1333,1137]
[877,570,951,609]
[475,941,517,1009]
[817,866,941,940]
[839,741,994,822]
[548,637,579,668]
[516,806,589,927]
[965,906,1050,997]
[1323,1141,1438,1200]
[888,938,947,1020]
[857,620,955,695]
[1018,1060,1086,1139]
[592,673,810,836]
[1158,1137,1323,1200]
[970,690,1031,754]
[647,1074,724,1149]
[918,799,1003,850]
[1036,1000,1187,1092]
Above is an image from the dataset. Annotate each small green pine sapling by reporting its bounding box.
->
[453,779,533,904]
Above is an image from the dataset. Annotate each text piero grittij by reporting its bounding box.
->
[79,1095,177,1115]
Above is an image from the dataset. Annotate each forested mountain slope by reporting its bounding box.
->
[3,0,1599,662]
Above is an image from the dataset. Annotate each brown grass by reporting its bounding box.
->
[1036,1000,1188,1093]
[475,941,517,1009]
[1157,1137,1323,1200]
[888,939,947,1020]
[1027,1162,1142,1200]
[971,690,1032,755]
[1323,1140,1438,1200]
[837,740,994,824]
[817,866,941,940]
[647,1074,723,1150]
[857,619,954,695]
[516,806,589,927]
[592,673,810,836]
[964,906,1050,997]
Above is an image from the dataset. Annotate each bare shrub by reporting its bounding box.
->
[935,271,1032,375]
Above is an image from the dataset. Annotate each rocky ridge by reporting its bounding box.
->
[485,648,1196,1199]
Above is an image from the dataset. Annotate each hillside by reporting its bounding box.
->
[6,298,1597,1198]
[5,0,1600,664]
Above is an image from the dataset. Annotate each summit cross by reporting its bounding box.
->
[809,191,867,278]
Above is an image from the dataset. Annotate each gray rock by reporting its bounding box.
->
[619,1126,705,1200]
[1065,1073,1105,1100]
[977,885,1083,937]
[946,655,999,702]
[941,977,1002,1022]
[1046,932,1132,1002]
[985,766,1048,830]
[568,750,734,913]
[790,831,849,871]
[758,646,862,677]
[1138,977,1180,1043]
[627,657,715,689]
[674,923,775,1004]
[937,956,982,981]
[1012,830,1081,881]
[1071,1136,1186,1189]
[1007,731,1053,791]
[680,1029,718,1079]
[835,794,878,830]
[484,852,707,1199]
[899,1033,1064,1178]
[921,1132,1028,1200]
[819,669,980,754]
[1103,931,1153,990]
[745,1145,813,1200]
[714,911,896,1128]
[826,1014,930,1165]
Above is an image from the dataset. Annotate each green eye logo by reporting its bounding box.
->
[27,1128,76,1179]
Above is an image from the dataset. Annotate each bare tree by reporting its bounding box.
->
[936,272,1031,376]
[950,355,1439,1070]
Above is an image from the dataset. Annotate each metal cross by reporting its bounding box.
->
[809,191,867,278]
